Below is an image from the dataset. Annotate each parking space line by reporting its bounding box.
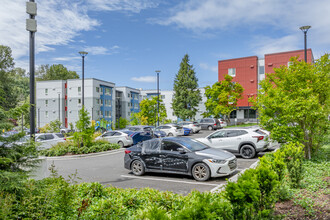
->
[121,175,220,186]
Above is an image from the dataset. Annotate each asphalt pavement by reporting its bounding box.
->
[31,129,269,194]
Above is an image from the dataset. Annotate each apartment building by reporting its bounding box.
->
[115,86,141,122]
[218,49,314,122]
[36,78,116,128]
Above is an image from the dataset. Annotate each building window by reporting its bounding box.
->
[45,100,48,106]
[228,68,236,77]
[45,111,48,118]
[244,109,256,119]
[106,88,111,95]
[78,99,81,105]
[101,87,103,93]
[101,99,103,105]
[45,88,48,95]
[97,99,100,104]
[128,93,131,98]
[230,110,237,118]
[96,87,100,93]
[78,87,81,93]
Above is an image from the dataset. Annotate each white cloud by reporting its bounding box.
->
[88,0,159,13]
[157,0,330,55]
[131,76,156,83]
[53,56,81,62]
[82,45,120,55]
[199,63,217,72]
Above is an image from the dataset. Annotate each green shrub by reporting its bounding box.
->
[280,142,305,187]
[225,169,260,219]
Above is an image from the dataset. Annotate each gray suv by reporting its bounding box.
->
[199,118,221,130]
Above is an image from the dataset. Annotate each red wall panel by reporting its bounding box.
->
[218,56,258,107]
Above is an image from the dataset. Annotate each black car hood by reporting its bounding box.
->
[195,148,234,160]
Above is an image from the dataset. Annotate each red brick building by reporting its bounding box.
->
[218,49,313,121]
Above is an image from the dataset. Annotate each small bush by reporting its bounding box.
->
[280,142,305,187]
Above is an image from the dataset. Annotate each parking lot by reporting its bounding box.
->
[34,129,270,194]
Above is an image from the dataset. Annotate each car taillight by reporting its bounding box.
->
[214,123,217,126]
[125,150,131,154]
[253,136,264,142]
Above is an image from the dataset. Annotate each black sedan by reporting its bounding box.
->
[124,137,237,181]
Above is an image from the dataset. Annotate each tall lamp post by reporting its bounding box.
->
[79,51,88,107]
[155,70,161,127]
[26,0,37,138]
[299,25,311,62]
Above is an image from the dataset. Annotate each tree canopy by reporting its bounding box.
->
[36,64,79,81]
[172,54,202,121]
[203,75,244,123]
[136,97,167,125]
[252,55,330,159]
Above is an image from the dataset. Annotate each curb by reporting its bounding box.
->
[40,148,125,160]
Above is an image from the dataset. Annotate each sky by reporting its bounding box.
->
[1,0,330,90]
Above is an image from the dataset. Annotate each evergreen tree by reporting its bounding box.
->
[172,54,202,121]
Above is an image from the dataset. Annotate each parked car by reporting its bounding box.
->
[196,128,269,159]
[177,121,201,133]
[156,124,184,137]
[198,118,221,130]
[120,130,155,145]
[124,137,237,181]
[149,126,167,137]
[217,118,227,128]
[60,127,72,134]
[183,127,192,136]
[95,130,133,147]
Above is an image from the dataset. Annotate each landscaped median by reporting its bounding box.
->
[2,143,328,219]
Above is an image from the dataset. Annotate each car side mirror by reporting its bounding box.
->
[177,148,185,154]
[207,136,211,140]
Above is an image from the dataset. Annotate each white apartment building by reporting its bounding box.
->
[36,78,116,128]
[115,87,141,123]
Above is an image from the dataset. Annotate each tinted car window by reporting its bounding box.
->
[181,139,208,152]
[45,134,54,140]
[55,133,64,138]
[103,132,114,137]
[226,130,243,137]
[209,131,226,138]
[206,119,213,123]
[163,126,171,129]
[37,135,46,141]
[113,132,122,136]
[162,141,182,151]
[254,129,266,135]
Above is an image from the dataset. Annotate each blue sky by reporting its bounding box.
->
[1,0,330,90]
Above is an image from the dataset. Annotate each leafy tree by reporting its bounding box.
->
[73,107,94,147]
[252,55,330,159]
[130,113,140,126]
[172,54,202,120]
[36,64,79,81]
[116,117,129,129]
[0,45,19,110]
[49,119,62,132]
[0,104,38,194]
[137,97,167,125]
[203,75,244,123]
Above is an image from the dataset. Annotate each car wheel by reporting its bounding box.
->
[240,145,256,159]
[168,133,173,136]
[207,126,213,131]
[118,141,124,148]
[192,163,210,181]
[131,160,145,176]
[195,130,199,133]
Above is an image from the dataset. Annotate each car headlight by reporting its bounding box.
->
[207,159,226,164]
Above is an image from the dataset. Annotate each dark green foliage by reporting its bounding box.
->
[116,117,129,129]
[225,169,260,219]
[203,75,244,124]
[36,64,79,81]
[172,54,202,120]
[281,142,305,187]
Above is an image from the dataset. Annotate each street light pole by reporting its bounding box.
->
[155,70,161,127]
[58,93,60,121]
[26,0,37,138]
[299,26,311,62]
[79,51,88,107]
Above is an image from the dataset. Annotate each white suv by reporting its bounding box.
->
[156,125,184,137]
[196,128,269,159]
[177,121,201,133]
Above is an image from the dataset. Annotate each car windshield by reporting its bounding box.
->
[179,138,209,152]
